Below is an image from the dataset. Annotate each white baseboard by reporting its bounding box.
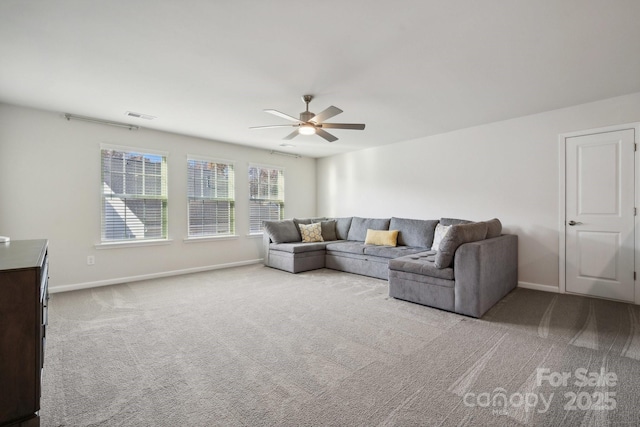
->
[49,259,264,294]
[517,281,560,293]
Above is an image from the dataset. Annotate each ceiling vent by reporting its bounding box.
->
[125,111,156,120]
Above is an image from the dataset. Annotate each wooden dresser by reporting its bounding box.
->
[0,240,48,427]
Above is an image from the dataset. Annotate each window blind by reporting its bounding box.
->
[248,165,284,233]
[187,158,235,236]
[101,149,168,242]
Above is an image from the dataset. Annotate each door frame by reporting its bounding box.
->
[559,122,640,304]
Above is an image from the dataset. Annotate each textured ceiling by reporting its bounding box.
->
[1,0,639,157]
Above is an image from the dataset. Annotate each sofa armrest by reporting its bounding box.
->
[263,232,272,266]
[453,234,518,318]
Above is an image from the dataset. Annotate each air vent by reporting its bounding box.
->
[125,111,156,120]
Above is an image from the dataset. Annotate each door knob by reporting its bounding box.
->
[568,220,583,226]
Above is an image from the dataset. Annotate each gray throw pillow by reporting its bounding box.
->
[484,218,502,239]
[434,222,488,269]
[263,220,301,244]
[321,220,337,241]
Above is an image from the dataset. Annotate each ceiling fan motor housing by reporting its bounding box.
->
[300,111,315,122]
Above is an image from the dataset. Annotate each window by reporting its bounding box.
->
[248,164,284,233]
[101,147,168,242]
[187,157,235,237]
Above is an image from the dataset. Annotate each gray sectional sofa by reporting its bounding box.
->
[262,216,518,318]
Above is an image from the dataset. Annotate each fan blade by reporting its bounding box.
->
[250,124,296,129]
[316,128,338,142]
[283,130,299,140]
[265,109,303,123]
[319,123,365,130]
[309,106,343,124]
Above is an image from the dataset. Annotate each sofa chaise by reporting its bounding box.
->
[262,216,518,318]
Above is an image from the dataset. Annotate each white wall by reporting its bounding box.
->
[4,93,640,292]
[317,92,640,290]
[0,104,316,290]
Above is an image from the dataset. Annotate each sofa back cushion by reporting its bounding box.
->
[389,217,438,248]
[440,217,473,226]
[333,217,353,240]
[294,217,326,226]
[347,217,391,241]
[483,218,502,239]
[434,222,488,268]
[263,219,301,244]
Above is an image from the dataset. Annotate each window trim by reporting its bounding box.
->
[186,155,236,239]
[183,235,239,243]
[95,239,173,249]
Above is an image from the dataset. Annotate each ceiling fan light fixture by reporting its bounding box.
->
[299,124,316,135]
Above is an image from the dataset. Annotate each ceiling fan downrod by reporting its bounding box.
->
[300,95,314,122]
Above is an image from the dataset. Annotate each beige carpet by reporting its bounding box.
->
[41,265,640,426]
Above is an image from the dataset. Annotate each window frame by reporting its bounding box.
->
[248,163,285,234]
[186,155,236,239]
[99,144,169,245]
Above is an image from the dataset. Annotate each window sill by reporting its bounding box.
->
[95,239,173,249]
[183,235,239,243]
[247,233,264,238]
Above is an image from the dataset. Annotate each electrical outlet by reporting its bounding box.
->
[87,255,95,266]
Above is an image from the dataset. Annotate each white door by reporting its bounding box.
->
[565,129,635,302]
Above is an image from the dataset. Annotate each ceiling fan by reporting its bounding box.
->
[250,95,365,142]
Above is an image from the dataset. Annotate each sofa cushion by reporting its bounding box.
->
[321,220,337,241]
[389,217,438,248]
[347,217,391,241]
[431,223,451,250]
[333,217,353,240]
[483,218,502,239]
[363,246,424,259]
[389,254,455,280]
[440,217,473,226]
[299,222,324,243]
[434,222,488,268]
[270,241,330,253]
[325,241,366,255]
[364,229,399,246]
[263,219,301,244]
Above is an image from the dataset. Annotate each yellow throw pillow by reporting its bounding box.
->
[364,229,399,246]
[299,222,324,243]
